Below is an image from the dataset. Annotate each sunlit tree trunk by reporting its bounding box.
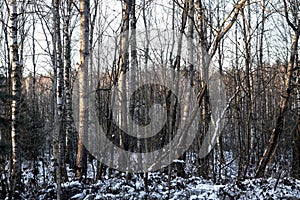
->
[9,0,22,196]
[77,0,90,179]
[117,0,131,170]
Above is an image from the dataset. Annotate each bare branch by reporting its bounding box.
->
[209,0,247,57]
[283,0,297,31]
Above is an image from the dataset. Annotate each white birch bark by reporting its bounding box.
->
[63,0,76,169]
[117,0,131,167]
[77,0,90,178]
[9,0,21,195]
[52,0,62,198]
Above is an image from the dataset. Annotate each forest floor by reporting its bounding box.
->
[33,174,300,199]
[17,159,300,200]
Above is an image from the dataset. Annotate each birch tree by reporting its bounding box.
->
[62,0,77,170]
[77,0,90,179]
[9,0,22,196]
[52,0,63,198]
[255,0,300,178]
[116,0,131,170]
[240,0,253,177]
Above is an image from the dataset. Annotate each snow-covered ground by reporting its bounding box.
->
[33,174,300,200]
[12,155,300,199]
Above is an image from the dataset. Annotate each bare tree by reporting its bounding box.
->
[52,0,63,197]
[255,0,300,178]
[9,0,22,197]
[62,0,77,170]
[77,0,90,179]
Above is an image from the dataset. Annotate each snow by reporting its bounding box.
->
[5,157,299,199]
[173,159,185,163]
[34,174,300,199]
[220,178,300,199]
[70,190,86,200]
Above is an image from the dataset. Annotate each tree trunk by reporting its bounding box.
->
[88,0,99,168]
[77,0,90,179]
[117,0,131,169]
[293,118,300,179]
[172,0,189,178]
[241,3,253,177]
[130,0,138,162]
[216,0,226,167]
[54,0,67,181]
[9,0,22,197]
[255,25,299,178]
[52,0,62,198]
[196,0,209,179]
[63,0,76,169]
[294,25,300,179]
[142,0,150,189]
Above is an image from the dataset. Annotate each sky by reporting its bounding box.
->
[8,0,295,77]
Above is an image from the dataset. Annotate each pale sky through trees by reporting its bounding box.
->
[20,0,293,77]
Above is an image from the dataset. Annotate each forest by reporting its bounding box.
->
[0,0,300,199]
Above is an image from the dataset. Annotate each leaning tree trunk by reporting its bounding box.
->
[9,0,22,197]
[77,0,90,179]
[255,17,299,178]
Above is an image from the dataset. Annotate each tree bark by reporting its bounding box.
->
[241,2,253,177]
[63,0,76,170]
[196,0,210,179]
[9,0,22,196]
[171,0,189,178]
[293,118,300,179]
[55,0,67,181]
[117,0,131,169]
[77,0,90,179]
[52,0,62,198]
